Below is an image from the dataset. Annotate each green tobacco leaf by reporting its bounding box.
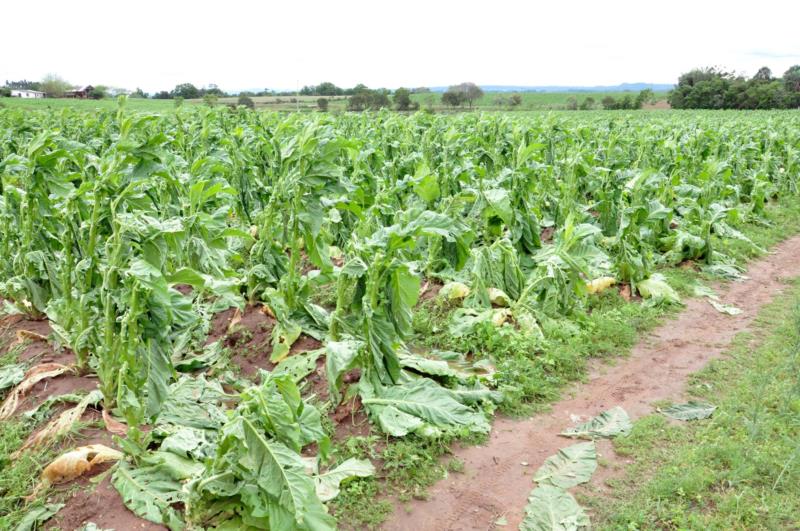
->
[274,349,323,383]
[112,460,185,530]
[240,418,335,531]
[388,263,420,338]
[314,458,375,502]
[660,401,716,421]
[362,378,489,437]
[325,338,362,404]
[637,274,680,303]
[533,442,597,489]
[520,485,590,531]
[14,503,64,531]
[561,406,632,439]
[0,363,25,392]
[157,376,228,430]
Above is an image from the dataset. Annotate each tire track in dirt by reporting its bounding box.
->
[382,235,800,531]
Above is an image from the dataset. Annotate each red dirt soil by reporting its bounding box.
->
[381,234,800,530]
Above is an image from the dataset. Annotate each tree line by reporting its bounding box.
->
[669,66,800,109]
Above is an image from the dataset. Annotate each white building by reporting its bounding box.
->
[10,89,45,99]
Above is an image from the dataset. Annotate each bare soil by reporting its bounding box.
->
[382,234,800,530]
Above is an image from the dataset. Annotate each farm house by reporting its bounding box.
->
[10,89,45,98]
[64,85,94,98]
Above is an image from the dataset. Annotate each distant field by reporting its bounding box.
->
[1,90,669,113]
[411,90,670,110]
[0,96,175,112]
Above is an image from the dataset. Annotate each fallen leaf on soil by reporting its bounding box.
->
[709,300,743,315]
[41,444,123,485]
[103,409,128,435]
[533,442,597,489]
[14,390,102,457]
[227,307,243,330]
[520,484,590,531]
[561,406,632,439]
[586,277,616,295]
[15,329,50,344]
[0,363,74,420]
[660,401,716,421]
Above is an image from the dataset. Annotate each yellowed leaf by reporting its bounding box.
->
[38,444,123,489]
[586,276,617,294]
[0,363,73,420]
[103,409,128,435]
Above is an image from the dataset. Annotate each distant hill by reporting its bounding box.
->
[428,83,674,93]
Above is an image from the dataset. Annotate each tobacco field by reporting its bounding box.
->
[1,103,799,530]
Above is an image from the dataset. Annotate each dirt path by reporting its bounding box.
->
[382,235,800,531]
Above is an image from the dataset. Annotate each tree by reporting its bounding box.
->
[0,87,10,97]
[316,82,342,96]
[565,97,578,110]
[5,79,41,91]
[753,66,773,82]
[238,95,255,109]
[202,93,219,106]
[152,90,172,99]
[579,97,595,110]
[172,83,201,99]
[394,87,412,111]
[40,74,71,98]
[89,86,107,99]
[445,82,483,109]
[784,65,800,92]
[347,86,389,111]
[634,88,654,108]
[601,96,617,110]
[509,94,522,107]
[130,88,146,99]
[317,97,329,111]
[441,89,464,108]
[204,84,225,97]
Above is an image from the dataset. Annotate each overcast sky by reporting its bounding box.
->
[4,0,800,93]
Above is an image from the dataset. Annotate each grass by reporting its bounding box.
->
[585,278,800,530]
[0,96,176,112]
[0,419,58,529]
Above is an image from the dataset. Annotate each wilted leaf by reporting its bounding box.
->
[326,338,363,404]
[520,485,590,531]
[273,349,323,383]
[561,406,632,439]
[660,401,716,421]
[586,277,616,295]
[533,442,597,489]
[40,444,123,486]
[112,460,185,530]
[439,281,470,301]
[15,390,102,456]
[637,274,680,303]
[0,363,25,392]
[491,308,512,327]
[709,300,742,315]
[14,503,64,531]
[362,378,489,437]
[314,458,375,502]
[0,363,73,420]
